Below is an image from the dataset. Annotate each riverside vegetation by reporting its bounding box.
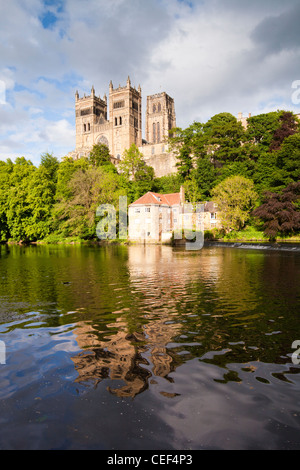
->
[0,110,299,245]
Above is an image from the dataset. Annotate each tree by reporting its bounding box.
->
[253,182,300,240]
[118,144,154,202]
[56,167,124,239]
[269,112,299,152]
[0,160,13,241]
[6,158,36,242]
[212,175,258,232]
[119,144,148,181]
[246,111,283,151]
[153,173,183,194]
[168,123,203,178]
[276,133,300,184]
[88,143,115,169]
[201,113,246,165]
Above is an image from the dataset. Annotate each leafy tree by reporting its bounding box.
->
[253,182,300,240]
[252,151,287,195]
[193,156,216,200]
[6,158,36,242]
[246,111,282,151]
[55,167,124,239]
[88,143,115,169]
[0,160,13,241]
[269,112,299,152]
[153,173,183,194]
[276,133,300,183]
[119,144,151,181]
[201,113,246,165]
[168,123,203,178]
[212,175,258,232]
[40,152,59,183]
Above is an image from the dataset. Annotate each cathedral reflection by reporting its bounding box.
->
[70,245,223,397]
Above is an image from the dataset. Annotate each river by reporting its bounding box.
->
[0,243,299,450]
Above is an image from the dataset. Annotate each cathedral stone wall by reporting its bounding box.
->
[68,78,178,177]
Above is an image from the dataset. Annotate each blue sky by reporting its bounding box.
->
[0,0,300,165]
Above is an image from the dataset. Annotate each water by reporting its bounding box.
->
[0,243,299,450]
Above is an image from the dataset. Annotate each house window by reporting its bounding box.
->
[211,213,217,220]
[145,207,151,213]
[134,208,140,213]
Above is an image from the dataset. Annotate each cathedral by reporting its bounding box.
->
[67,77,178,177]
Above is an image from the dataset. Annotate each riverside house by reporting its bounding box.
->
[128,187,221,243]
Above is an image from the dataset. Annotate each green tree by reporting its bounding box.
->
[212,175,258,232]
[88,143,115,169]
[246,111,283,151]
[276,133,300,184]
[201,113,246,165]
[0,160,13,241]
[6,158,37,241]
[153,173,183,194]
[56,167,124,239]
[119,144,148,181]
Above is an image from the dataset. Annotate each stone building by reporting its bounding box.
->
[68,77,177,177]
[128,187,222,243]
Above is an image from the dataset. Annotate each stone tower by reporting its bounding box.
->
[109,76,142,159]
[75,86,108,150]
[145,92,176,144]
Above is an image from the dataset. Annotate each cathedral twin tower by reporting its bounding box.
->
[70,77,177,177]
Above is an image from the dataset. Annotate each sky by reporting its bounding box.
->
[1,0,300,165]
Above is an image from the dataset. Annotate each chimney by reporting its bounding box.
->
[180,185,185,204]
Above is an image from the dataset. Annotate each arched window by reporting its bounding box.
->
[153,104,156,113]
[158,103,161,112]
[157,122,160,143]
[153,123,156,143]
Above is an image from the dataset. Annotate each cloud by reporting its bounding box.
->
[0,0,300,164]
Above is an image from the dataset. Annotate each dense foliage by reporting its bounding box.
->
[0,109,299,243]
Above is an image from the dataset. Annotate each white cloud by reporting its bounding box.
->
[1,0,300,164]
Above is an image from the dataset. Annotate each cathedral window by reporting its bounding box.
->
[157,122,160,142]
[153,123,156,143]
[153,104,156,113]
[158,103,161,112]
